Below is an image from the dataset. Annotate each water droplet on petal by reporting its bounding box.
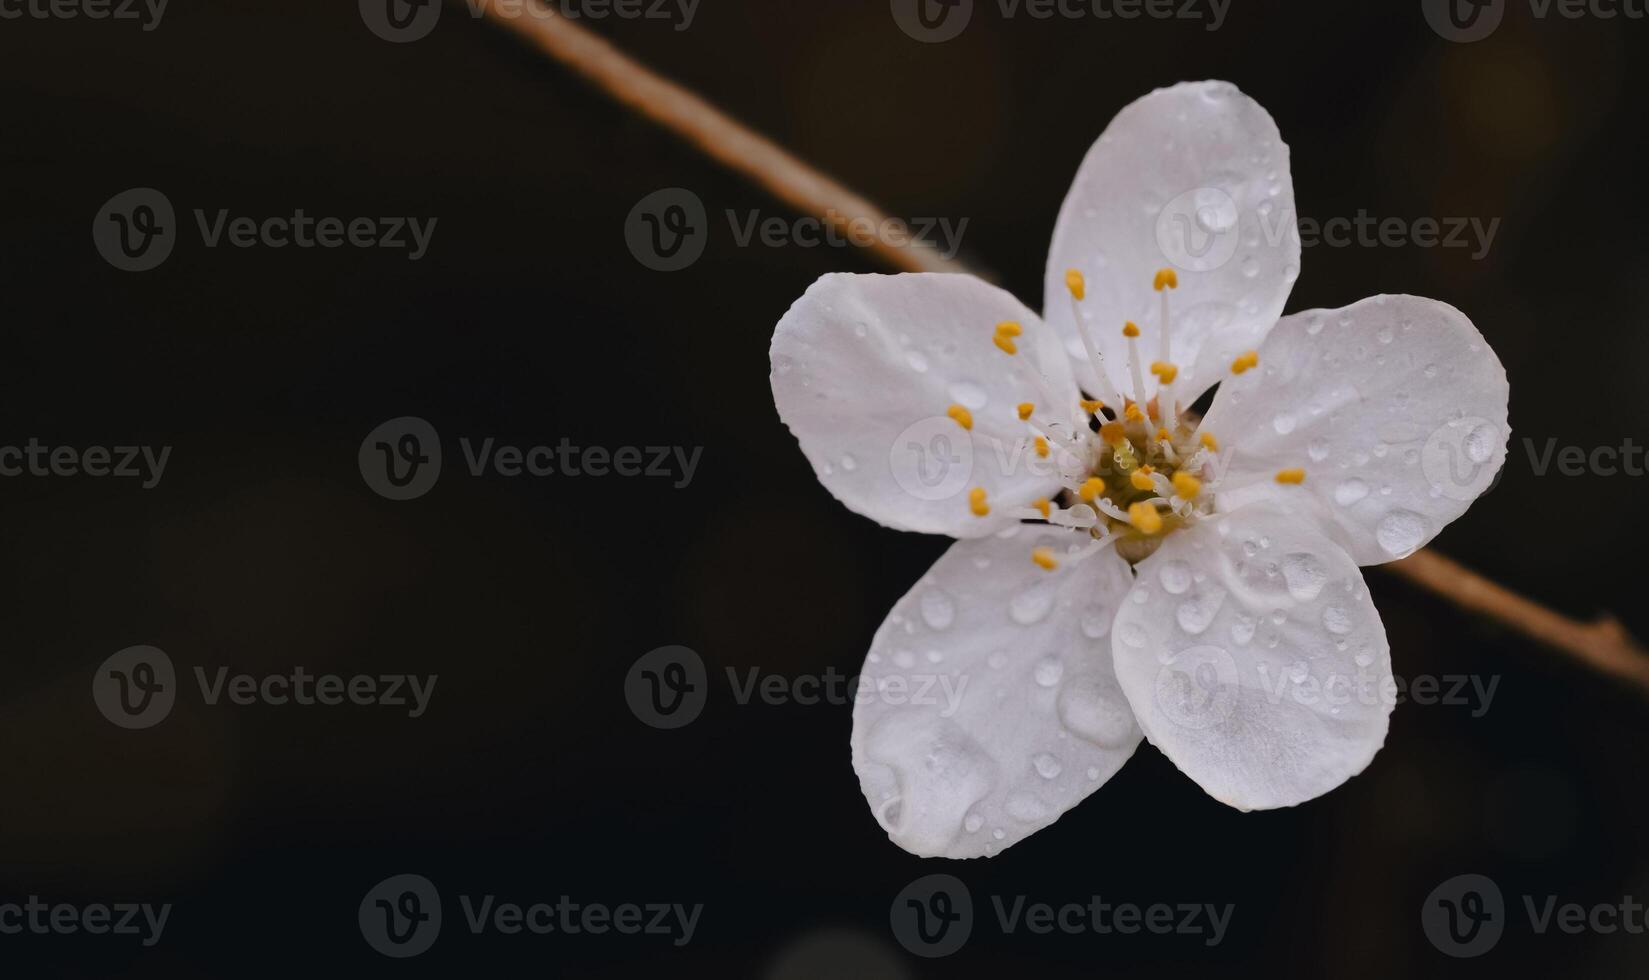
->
[1157,560,1193,595]
[1281,553,1328,601]
[1010,587,1055,625]
[1033,753,1063,779]
[1334,479,1369,506]
[919,590,955,630]
[1376,510,1428,557]
[1322,605,1354,635]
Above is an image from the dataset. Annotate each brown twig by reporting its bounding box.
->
[480,3,1649,697]
[1386,549,1649,697]
[476,0,964,275]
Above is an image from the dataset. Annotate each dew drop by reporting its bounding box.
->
[964,813,984,833]
[1033,753,1063,779]
[920,590,955,630]
[948,380,988,410]
[1010,587,1055,625]
[1334,479,1369,506]
[1376,510,1428,557]
[1175,589,1226,635]
[1033,657,1063,688]
[905,350,929,373]
[1157,560,1193,595]
[1079,604,1112,639]
[1272,413,1297,435]
[1281,553,1328,601]
[1322,605,1354,635]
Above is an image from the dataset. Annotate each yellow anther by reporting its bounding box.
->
[1017,402,1035,421]
[1150,361,1179,385]
[1172,471,1202,499]
[1065,269,1086,301]
[1079,399,1105,414]
[993,334,1018,355]
[1124,403,1145,423]
[1123,321,1141,339]
[1034,436,1050,458]
[1078,477,1105,502]
[1128,501,1164,535]
[947,404,974,431]
[1031,546,1060,571]
[1232,351,1259,374]
[1100,421,1127,445]
[1275,468,1307,485]
[1153,268,1179,291]
[969,487,990,516]
[1130,468,1157,491]
[995,321,1023,338]
[1155,428,1172,442]
[1200,432,1219,452]
[1033,498,1051,519]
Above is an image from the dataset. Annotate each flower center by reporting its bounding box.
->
[951,268,1307,571]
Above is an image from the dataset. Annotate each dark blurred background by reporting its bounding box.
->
[2,0,1647,975]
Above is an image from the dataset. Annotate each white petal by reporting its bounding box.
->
[773,273,1079,537]
[1044,80,1300,404]
[1200,295,1511,565]
[852,525,1140,858]
[1111,505,1392,811]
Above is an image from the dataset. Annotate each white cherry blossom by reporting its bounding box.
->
[769,81,1510,858]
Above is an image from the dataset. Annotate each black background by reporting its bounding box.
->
[3,0,1648,975]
